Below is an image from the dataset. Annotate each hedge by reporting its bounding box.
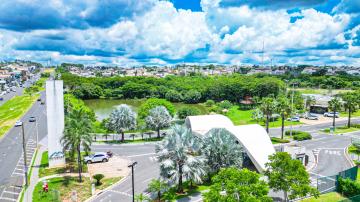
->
[337,177,360,197]
[285,130,312,141]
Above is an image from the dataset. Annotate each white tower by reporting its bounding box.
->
[46,80,66,167]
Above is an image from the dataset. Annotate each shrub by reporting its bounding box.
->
[271,137,290,144]
[351,124,360,129]
[177,107,200,119]
[285,130,312,141]
[93,174,105,186]
[217,100,233,109]
[138,98,175,118]
[183,90,202,104]
[337,177,360,197]
[205,99,215,107]
[165,90,183,102]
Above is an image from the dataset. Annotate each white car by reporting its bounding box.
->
[15,121,23,127]
[305,113,319,120]
[324,112,339,118]
[287,117,300,122]
[84,152,109,164]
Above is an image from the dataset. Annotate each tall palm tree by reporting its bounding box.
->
[156,125,205,193]
[107,104,137,142]
[260,97,276,133]
[276,96,292,139]
[342,92,358,128]
[328,97,342,129]
[61,108,93,182]
[305,96,316,112]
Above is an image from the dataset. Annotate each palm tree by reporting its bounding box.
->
[148,179,168,201]
[260,97,276,133]
[134,193,150,202]
[61,108,93,182]
[342,93,358,128]
[328,97,342,129]
[145,106,172,138]
[202,128,243,175]
[107,104,137,142]
[156,125,205,193]
[305,96,316,112]
[276,96,292,139]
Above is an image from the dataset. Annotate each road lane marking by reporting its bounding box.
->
[126,153,156,158]
[3,191,19,195]
[0,197,17,201]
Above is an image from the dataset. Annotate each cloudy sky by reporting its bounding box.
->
[0,0,359,66]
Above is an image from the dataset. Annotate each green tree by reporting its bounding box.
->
[342,92,358,128]
[148,179,168,201]
[305,96,316,112]
[328,97,342,128]
[276,95,292,139]
[202,129,243,175]
[107,104,137,142]
[93,174,105,186]
[138,98,175,119]
[156,125,205,193]
[183,90,202,104]
[145,106,172,138]
[61,108,93,182]
[177,106,200,119]
[259,97,276,133]
[203,167,271,202]
[165,90,183,102]
[265,152,319,201]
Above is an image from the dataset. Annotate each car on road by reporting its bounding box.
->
[15,121,23,127]
[37,98,41,101]
[29,116,36,122]
[84,152,109,164]
[305,113,319,120]
[287,116,300,122]
[324,112,339,118]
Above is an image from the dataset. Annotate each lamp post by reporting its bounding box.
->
[128,161,137,202]
[21,123,28,187]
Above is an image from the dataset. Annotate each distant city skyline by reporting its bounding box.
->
[0,0,359,66]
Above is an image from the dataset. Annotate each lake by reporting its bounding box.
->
[83,99,208,120]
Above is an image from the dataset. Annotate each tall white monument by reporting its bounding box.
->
[46,80,66,167]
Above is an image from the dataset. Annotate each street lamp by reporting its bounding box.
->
[128,161,138,202]
[21,124,28,187]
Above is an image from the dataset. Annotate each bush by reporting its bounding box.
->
[217,100,232,109]
[165,90,183,102]
[138,98,175,118]
[177,107,200,119]
[351,124,360,129]
[183,90,201,104]
[285,130,312,141]
[337,177,360,197]
[93,174,105,186]
[205,99,215,107]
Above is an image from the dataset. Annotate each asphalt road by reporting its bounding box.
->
[0,92,47,202]
[0,77,37,107]
[90,144,159,202]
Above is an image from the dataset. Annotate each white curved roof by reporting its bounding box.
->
[185,114,234,135]
[186,114,275,173]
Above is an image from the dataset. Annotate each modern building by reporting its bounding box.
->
[185,114,276,173]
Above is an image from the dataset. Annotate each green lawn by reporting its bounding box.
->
[294,88,353,95]
[340,111,360,118]
[226,106,302,128]
[271,137,290,144]
[301,192,346,202]
[322,127,360,134]
[33,176,92,202]
[39,151,88,178]
[0,95,39,137]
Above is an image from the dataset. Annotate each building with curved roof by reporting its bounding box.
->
[185,114,276,172]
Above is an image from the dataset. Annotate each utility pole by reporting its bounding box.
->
[21,124,28,187]
[128,162,138,202]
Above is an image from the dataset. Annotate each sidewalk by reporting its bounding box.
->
[22,146,45,202]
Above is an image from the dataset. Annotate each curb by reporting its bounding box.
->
[344,143,356,167]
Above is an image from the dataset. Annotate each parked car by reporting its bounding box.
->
[324,112,339,118]
[84,152,109,164]
[15,121,23,127]
[40,100,45,105]
[29,116,36,122]
[37,98,41,101]
[305,113,319,120]
[0,97,3,101]
[287,116,300,122]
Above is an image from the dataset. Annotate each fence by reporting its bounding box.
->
[316,166,358,194]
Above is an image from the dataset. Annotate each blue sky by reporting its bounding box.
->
[0,0,359,66]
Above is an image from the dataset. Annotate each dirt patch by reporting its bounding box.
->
[87,155,131,179]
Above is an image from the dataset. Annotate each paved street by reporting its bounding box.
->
[90,144,159,202]
[0,77,37,107]
[0,92,47,202]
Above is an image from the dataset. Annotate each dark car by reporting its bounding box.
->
[37,98,41,101]
[29,116,36,122]
[0,97,3,101]
[40,100,45,105]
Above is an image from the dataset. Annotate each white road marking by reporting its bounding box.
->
[127,153,156,158]
[0,197,17,201]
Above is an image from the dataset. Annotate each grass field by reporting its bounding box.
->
[340,111,360,118]
[322,126,360,134]
[226,106,302,128]
[33,177,92,202]
[0,95,39,137]
[294,88,353,95]
[301,192,346,202]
